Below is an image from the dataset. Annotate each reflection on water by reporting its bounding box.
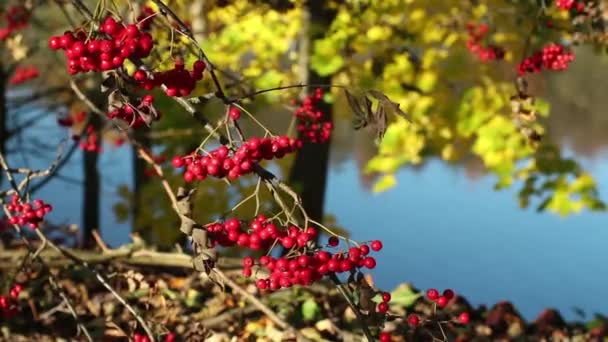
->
[5,46,608,321]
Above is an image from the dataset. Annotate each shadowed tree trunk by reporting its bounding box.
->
[288,2,336,223]
[132,128,151,237]
[82,113,101,248]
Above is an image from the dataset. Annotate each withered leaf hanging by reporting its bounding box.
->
[344,89,410,144]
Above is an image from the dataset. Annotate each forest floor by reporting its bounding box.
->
[0,243,606,342]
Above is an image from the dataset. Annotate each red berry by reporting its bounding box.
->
[436,296,448,308]
[172,156,184,168]
[328,236,339,247]
[362,256,376,269]
[256,279,268,290]
[457,312,470,324]
[229,107,241,120]
[443,289,455,300]
[242,267,252,277]
[426,288,439,301]
[242,256,254,268]
[377,302,389,313]
[379,332,392,342]
[381,292,391,303]
[371,240,383,251]
[407,314,420,327]
[359,244,370,255]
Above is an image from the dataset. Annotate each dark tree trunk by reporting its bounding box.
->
[288,2,336,222]
[131,128,150,234]
[81,114,101,248]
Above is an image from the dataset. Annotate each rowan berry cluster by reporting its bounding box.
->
[426,287,455,308]
[251,240,381,291]
[205,215,316,250]
[465,23,505,62]
[48,16,153,74]
[9,66,39,85]
[0,5,30,41]
[376,291,392,314]
[77,125,103,153]
[556,0,585,12]
[294,88,333,143]
[518,43,574,75]
[134,59,206,97]
[5,196,52,229]
[172,136,301,181]
[107,95,159,128]
[0,284,23,319]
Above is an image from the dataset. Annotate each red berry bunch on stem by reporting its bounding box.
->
[205,215,316,250]
[426,288,455,308]
[465,23,505,62]
[48,16,154,74]
[173,135,302,181]
[294,88,333,143]
[77,125,103,153]
[5,196,52,229]
[252,242,380,291]
[518,43,574,75]
[556,0,585,12]
[9,66,39,85]
[107,95,160,128]
[135,59,206,97]
[0,5,30,41]
[0,284,23,319]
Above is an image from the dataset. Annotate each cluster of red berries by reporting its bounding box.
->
[172,136,301,181]
[0,5,30,41]
[134,59,205,97]
[294,88,333,143]
[556,0,585,12]
[48,16,154,74]
[136,6,156,31]
[0,284,23,319]
[5,196,52,229]
[518,43,574,75]
[376,291,392,314]
[206,215,317,250]
[251,244,380,291]
[77,125,103,153]
[426,287,455,308]
[465,23,505,62]
[107,95,159,128]
[9,66,39,85]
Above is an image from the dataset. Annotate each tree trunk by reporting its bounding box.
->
[287,2,336,223]
[81,114,101,248]
[131,128,150,235]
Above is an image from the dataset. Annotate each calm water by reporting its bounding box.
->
[6,46,608,322]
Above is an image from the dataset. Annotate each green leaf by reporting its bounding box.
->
[533,98,551,117]
[301,298,321,321]
[390,283,422,307]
